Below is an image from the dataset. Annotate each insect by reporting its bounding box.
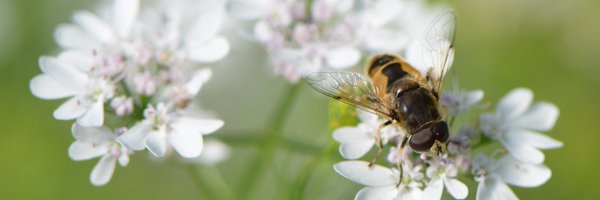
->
[305,11,456,172]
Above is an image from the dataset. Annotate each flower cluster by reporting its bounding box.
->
[333,88,562,199]
[228,0,361,82]
[227,0,434,83]
[30,0,230,186]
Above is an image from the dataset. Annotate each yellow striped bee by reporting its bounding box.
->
[306,11,456,167]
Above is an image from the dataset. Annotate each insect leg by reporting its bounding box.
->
[396,136,409,187]
[369,120,393,167]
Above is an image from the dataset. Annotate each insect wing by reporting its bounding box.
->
[305,72,393,118]
[406,10,456,97]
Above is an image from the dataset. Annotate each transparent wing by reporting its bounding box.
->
[408,10,456,98]
[305,72,393,118]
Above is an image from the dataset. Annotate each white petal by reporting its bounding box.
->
[501,136,545,164]
[58,50,95,71]
[514,102,559,131]
[405,41,430,75]
[339,141,375,159]
[364,30,409,52]
[90,154,116,186]
[73,11,115,43]
[168,129,203,158]
[444,178,468,199]
[39,56,88,90]
[171,117,224,135]
[332,127,370,143]
[333,126,375,159]
[68,141,109,161]
[198,119,225,135]
[355,186,398,200]
[186,68,212,97]
[333,0,354,13]
[54,24,99,49]
[30,75,77,99]
[325,47,360,69]
[497,88,533,120]
[187,36,230,63]
[53,97,87,120]
[186,7,224,43]
[333,161,396,187]
[145,130,167,157]
[362,0,402,27]
[226,0,268,20]
[476,176,518,200]
[77,98,104,127]
[397,188,423,200]
[118,154,129,166]
[511,129,563,150]
[356,109,379,124]
[422,178,444,200]
[117,123,149,150]
[253,20,272,42]
[71,123,114,143]
[465,90,485,106]
[113,0,138,38]
[495,155,551,187]
[195,139,230,165]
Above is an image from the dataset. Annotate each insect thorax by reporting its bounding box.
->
[395,87,441,134]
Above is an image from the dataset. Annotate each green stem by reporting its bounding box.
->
[306,0,315,19]
[119,80,133,97]
[217,132,322,155]
[184,164,219,200]
[471,133,493,150]
[290,142,338,200]
[448,116,456,127]
[184,163,235,200]
[238,83,302,199]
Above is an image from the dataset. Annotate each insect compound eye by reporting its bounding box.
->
[409,121,450,152]
[409,128,435,152]
[431,121,449,143]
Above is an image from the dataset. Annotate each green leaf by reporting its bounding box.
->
[328,100,359,132]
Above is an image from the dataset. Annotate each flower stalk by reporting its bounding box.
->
[238,83,302,199]
[185,164,234,200]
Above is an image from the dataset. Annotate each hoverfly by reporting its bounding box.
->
[305,11,456,172]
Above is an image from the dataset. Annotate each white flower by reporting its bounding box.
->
[422,158,468,200]
[137,0,230,65]
[333,109,401,159]
[54,0,139,50]
[472,154,551,200]
[228,0,361,82]
[440,90,484,117]
[480,88,563,164]
[32,0,140,127]
[30,54,114,127]
[68,124,130,186]
[334,160,423,200]
[117,103,224,158]
[35,0,230,187]
[359,0,436,53]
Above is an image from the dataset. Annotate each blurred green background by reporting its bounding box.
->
[1,0,599,199]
